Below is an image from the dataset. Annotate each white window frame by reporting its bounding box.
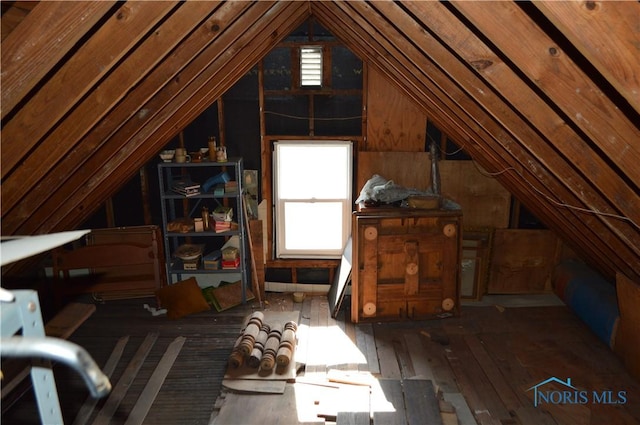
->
[274,140,352,259]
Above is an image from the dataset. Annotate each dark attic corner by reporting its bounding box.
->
[1,2,639,424]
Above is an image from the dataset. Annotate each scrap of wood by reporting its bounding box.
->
[403,380,443,425]
[442,393,478,425]
[294,377,341,389]
[73,336,129,425]
[243,202,262,307]
[125,336,186,425]
[222,379,287,394]
[45,302,97,338]
[91,332,158,425]
[420,329,450,345]
[249,220,266,301]
[327,369,374,387]
[439,399,459,425]
[372,379,407,425]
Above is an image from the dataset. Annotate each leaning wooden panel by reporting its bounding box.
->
[440,161,510,229]
[87,225,165,286]
[488,229,560,294]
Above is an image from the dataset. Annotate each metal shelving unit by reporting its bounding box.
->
[157,157,249,302]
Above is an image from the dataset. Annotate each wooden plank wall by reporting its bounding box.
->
[488,230,561,294]
[356,152,511,230]
[361,72,574,295]
[365,67,427,152]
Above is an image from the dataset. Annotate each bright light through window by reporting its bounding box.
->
[300,46,322,87]
[275,141,352,258]
[284,202,344,250]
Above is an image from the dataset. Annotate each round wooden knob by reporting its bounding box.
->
[363,302,376,316]
[443,223,457,237]
[364,226,378,240]
[442,298,455,311]
[406,262,418,275]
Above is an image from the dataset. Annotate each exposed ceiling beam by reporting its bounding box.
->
[450,1,640,188]
[532,0,640,112]
[1,1,116,117]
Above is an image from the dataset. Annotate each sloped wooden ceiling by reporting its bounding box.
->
[1,1,638,283]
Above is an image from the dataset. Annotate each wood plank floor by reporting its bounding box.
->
[2,293,639,425]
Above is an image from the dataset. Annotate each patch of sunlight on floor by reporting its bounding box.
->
[370,379,398,413]
[306,324,367,367]
[292,321,397,423]
[294,380,385,422]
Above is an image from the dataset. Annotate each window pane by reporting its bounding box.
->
[275,140,352,258]
[278,144,349,199]
[283,202,344,251]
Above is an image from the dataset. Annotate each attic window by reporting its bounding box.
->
[300,46,322,87]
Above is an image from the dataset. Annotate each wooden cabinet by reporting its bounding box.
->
[351,207,462,322]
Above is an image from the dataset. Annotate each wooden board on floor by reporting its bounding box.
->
[46,302,97,338]
[403,333,436,383]
[373,326,402,379]
[445,334,511,424]
[317,382,370,422]
[463,334,522,412]
[442,393,478,425]
[214,384,321,425]
[403,379,443,425]
[355,323,379,374]
[372,379,407,425]
[222,379,287,394]
[418,335,460,395]
[337,411,369,425]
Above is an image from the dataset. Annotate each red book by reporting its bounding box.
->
[221,257,240,269]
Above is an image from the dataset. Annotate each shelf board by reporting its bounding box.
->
[168,268,242,274]
[167,231,239,237]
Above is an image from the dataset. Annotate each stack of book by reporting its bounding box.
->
[213,206,233,233]
[222,257,240,269]
[171,178,200,197]
[221,246,240,269]
[214,220,232,233]
[213,184,225,197]
[224,180,238,194]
